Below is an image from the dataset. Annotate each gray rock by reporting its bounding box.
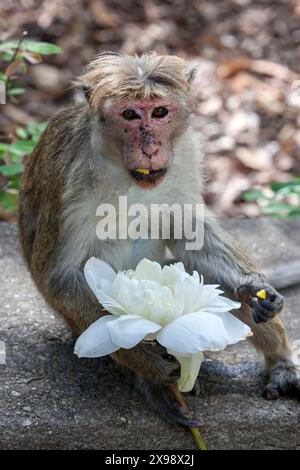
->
[0,220,299,450]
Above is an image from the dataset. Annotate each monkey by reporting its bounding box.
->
[18,52,299,427]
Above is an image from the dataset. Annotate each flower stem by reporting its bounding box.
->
[169,383,208,451]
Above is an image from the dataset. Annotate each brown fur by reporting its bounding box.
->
[74,52,192,110]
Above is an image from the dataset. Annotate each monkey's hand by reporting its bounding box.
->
[138,341,181,384]
[237,282,284,323]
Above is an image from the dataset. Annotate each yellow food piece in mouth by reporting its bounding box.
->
[135,168,150,175]
[256,289,267,300]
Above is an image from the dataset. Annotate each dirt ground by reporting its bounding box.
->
[1,0,300,216]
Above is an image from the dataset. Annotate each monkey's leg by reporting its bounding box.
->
[235,305,300,400]
[113,342,201,427]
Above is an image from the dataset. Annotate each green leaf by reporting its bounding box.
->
[8,87,26,96]
[1,52,14,61]
[276,186,300,199]
[242,189,264,202]
[16,127,28,139]
[9,140,35,156]
[0,190,18,212]
[262,203,295,215]
[27,121,47,141]
[0,41,18,52]
[10,154,23,164]
[0,142,9,153]
[286,207,300,218]
[23,40,62,55]
[0,43,12,52]
[0,39,62,55]
[271,179,300,192]
[0,163,24,176]
[8,175,21,190]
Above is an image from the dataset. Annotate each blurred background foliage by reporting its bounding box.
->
[0,0,300,220]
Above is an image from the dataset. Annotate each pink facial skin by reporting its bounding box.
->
[103,98,183,189]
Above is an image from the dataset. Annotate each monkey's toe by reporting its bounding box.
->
[157,387,202,427]
[263,383,281,400]
[263,381,300,400]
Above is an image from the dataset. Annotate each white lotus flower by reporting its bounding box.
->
[75,257,252,392]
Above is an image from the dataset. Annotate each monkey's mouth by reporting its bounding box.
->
[129,168,167,188]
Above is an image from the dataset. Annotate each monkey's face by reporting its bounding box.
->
[102,98,187,189]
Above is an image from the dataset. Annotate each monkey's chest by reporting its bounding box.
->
[99,238,166,271]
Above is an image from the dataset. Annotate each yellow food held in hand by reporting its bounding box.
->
[135,168,150,175]
[256,289,267,300]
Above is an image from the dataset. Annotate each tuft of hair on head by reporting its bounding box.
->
[75,51,196,110]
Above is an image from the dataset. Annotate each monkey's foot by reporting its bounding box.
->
[134,376,202,427]
[263,360,300,400]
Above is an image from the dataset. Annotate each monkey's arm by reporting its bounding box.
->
[167,215,284,323]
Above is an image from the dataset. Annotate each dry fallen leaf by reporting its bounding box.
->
[5,60,23,77]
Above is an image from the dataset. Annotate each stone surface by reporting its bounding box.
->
[0,220,299,450]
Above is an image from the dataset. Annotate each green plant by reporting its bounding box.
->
[243,178,300,218]
[0,32,62,102]
[0,122,47,213]
[0,34,62,215]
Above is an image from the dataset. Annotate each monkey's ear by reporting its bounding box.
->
[82,85,92,103]
[186,65,198,84]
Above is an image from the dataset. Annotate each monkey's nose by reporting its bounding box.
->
[142,146,158,159]
[142,134,158,159]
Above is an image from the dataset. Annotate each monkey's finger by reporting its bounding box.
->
[161,352,179,365]
[257,295,284,313]
[264,380,300,401]
[252,311,260,324]
[252,297,277,319]
[252,299,275,323]
[252,308,269,324]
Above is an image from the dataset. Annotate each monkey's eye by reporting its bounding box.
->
[151,107,169,119]
[122,109,141,120]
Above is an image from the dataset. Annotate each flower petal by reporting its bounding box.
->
[200,295,241,314]
[96,289,128,316]
[157,309,251,354]
[107,314,161,349]
[213,311,252,343]
[133,258,162,282]
[174,352,204,393]
[84,257,116,299]
[157,311,232,353]
[74,315,119,358]
[161,262,185,287]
